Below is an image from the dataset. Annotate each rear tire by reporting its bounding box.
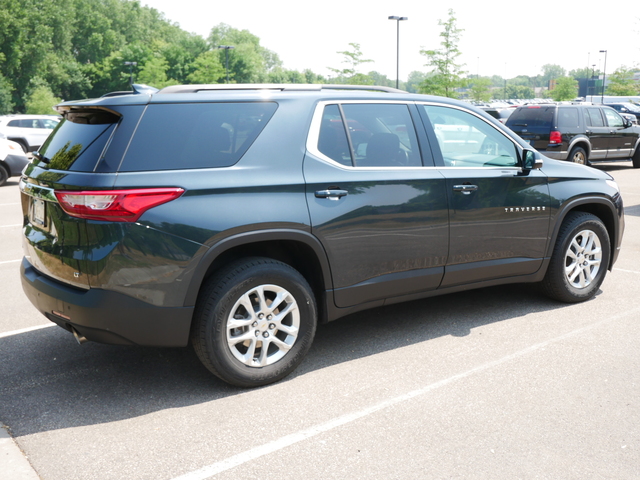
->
[0,166,8,186]
[540,212,610,303]
[568,146,588,165]
[632,147,640,168]
[191,257,317,387]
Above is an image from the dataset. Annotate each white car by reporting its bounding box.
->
[0,132,30,186]
[0,114,60,152]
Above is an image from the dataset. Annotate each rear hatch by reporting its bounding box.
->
[20,105,141,289]
[505,105,555,149]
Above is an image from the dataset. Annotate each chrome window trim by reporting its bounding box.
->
[307,100,527,171]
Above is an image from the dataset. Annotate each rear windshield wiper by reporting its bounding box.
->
[31,152,50,164]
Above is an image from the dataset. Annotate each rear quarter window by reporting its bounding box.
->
[119,102,278,171]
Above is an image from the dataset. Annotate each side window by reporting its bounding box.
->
[317,105,352,166]
[603,108,624,127]
[585,108,604,127]
[422,105,518,167]
[345,104,422,167]
[317,103,423,168]
[120,102,278,171]
[557,108,579,128]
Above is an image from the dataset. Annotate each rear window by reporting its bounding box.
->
[37,110,119,172]
[119,102,278,172]
[506,106,555,128]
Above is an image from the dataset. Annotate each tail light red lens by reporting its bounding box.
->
[54,188,185,222]
[549,130,562,144]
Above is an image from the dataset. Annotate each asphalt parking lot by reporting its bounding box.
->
[1,161,639,480]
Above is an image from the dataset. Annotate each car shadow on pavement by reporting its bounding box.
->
[0,284,575,437]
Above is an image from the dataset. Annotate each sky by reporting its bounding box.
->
[141,0,639,81]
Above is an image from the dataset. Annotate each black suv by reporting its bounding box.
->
[20,84,624,387]
[506,103,640,167]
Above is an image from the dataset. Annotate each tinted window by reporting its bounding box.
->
[38,110,119,172]
[316,103,422,167]
[317,104,351,166]
[422,105,518,167]
[506,106,555,128]
[557,108,579,128]
[585,108,605,127]
[120,102,277,172]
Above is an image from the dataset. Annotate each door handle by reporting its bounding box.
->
[315,189,348,200]
[453,184,478,195]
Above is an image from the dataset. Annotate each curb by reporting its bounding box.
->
[0,426,40,480]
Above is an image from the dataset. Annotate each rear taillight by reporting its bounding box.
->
[549,130,562,144]
[54,188,184,222]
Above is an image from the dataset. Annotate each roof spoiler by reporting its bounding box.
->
[101,84,159,98]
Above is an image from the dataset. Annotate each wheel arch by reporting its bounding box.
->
[184,229,333,318]
[548,196,621,271]
[567,138,591,158]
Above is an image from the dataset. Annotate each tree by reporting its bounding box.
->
[24,79,62,114]
[328,43,373,85]
[469,77,492,102]
[540,64,566,87]
[419,9,467,98]
[606,66,639,96]
[187,51,225,84]
[0,73,13,114]
[549,76,578,101]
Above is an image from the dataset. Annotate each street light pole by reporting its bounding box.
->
[599,50,607,104]
[217,46,235,84]
[123,61,137,87]
[388,16,408,89]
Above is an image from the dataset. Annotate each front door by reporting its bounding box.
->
[419,104,551,287]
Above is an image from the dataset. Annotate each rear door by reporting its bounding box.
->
[304,101,449,308]
[584,107,609,160]
[419,103,550,287]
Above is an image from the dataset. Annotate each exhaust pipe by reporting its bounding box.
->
[71,327,88,345]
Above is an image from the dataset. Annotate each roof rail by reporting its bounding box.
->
[157,83,407,95]
[101,84,159,98]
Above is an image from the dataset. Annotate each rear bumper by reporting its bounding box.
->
[21,258,194,347]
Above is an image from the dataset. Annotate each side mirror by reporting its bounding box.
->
[523,149,543,170]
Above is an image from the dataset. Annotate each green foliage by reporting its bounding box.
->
[418,9,467,98]
[0,73,13,114]
[549,76,578,101]
[606,66,639,96]
[469,77,492,102]
[328,43,373,84]
[24,77,62,114]
[540,64,566,86]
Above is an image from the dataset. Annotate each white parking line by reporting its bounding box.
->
[0,324,54,339]
[0,224,22,228]
[0,202,20,206]
[169,307,640,480]
[614,267,640,274]
[0,259,21,265]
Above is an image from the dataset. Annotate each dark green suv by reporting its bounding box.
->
[506,103,640,167]
[20,84,624,387]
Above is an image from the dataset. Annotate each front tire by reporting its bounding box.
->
[540,212,610,303]
[632,147,640,168]
[191,257,317,387]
